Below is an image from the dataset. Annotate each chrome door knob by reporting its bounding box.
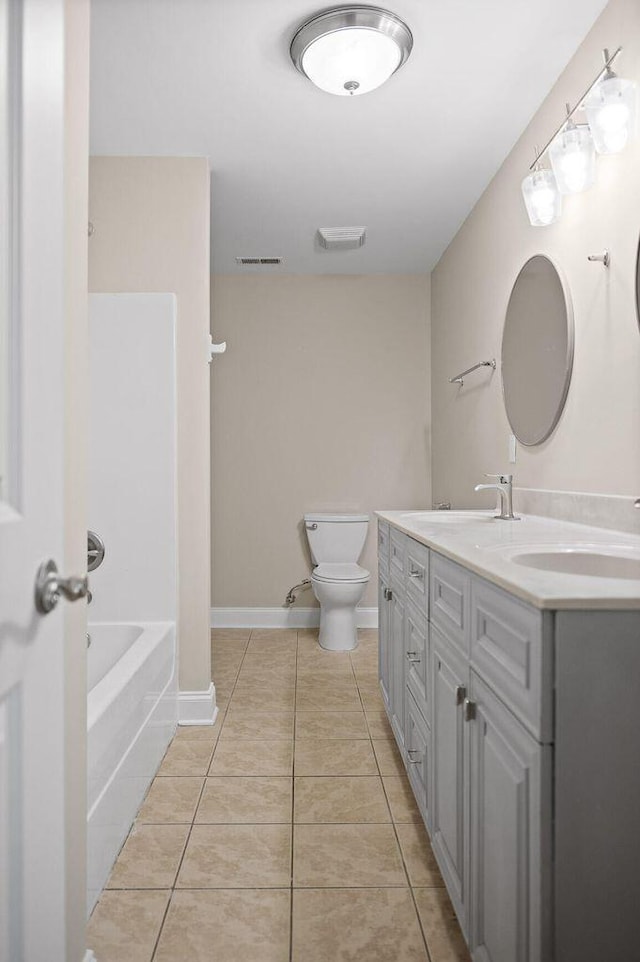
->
[34,559,89,614]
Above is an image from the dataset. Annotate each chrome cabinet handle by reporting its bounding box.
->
[407,750,422,764]
[455,684,466,706]
[383,587,393,601]
[406,651,421,663]
[35,559,89,614]
[409,568,423,580]
[463,698,476,722]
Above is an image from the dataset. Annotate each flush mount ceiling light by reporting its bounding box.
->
[290,5,413,97]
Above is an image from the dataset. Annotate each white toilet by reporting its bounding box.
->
[305,513,370,651]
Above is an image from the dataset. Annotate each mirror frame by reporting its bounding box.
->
[636,233,640,331]
[501,253,575,446]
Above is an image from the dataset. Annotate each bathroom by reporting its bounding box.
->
[2,0,640,960]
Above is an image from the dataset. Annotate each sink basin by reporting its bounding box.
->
[493,543,640,580]
[398,511,495,526]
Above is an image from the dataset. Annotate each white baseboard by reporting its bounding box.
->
[210,607,379,629]
[178,683,218,726]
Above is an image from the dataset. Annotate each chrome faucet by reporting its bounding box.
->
[474,474,520,521]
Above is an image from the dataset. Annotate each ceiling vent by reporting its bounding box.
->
[235,256,283,266]
[317,227,366,251]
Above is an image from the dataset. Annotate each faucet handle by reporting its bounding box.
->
[484,473,512,484]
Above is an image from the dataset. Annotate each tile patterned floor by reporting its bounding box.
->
[87,628,471,962]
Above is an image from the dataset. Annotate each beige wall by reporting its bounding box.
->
[64,0,89,954]
[211,274,431,609]
[89,157,211,691]
[431,0,640,508]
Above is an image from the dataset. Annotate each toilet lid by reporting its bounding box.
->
[312,563,370,584]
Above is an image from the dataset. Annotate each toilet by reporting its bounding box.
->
[305,513,370,651]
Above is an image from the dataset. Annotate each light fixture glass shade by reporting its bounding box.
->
[549,122,596,194]
[290,7,413,97]
[584,74,637,154]
[521,168,562,226]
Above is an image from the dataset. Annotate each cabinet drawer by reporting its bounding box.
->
[470,577,552,742]
[390,528,406,580]
[406,538,429,615]
[405,600,428,721]
[430,552,471,655]
[405,689,431,829]
[378,521,390,575]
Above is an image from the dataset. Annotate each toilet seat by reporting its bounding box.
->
[312,562,370,584]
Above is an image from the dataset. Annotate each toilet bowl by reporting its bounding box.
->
[304,514,370,651]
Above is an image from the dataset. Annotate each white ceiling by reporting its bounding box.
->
[90,0,608,274]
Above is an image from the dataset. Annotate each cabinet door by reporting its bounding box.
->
[405,689,431,828]
[431,625,468,933]
[468,673,550,962]
[405,601,428,718]
[389,587,406,749]
[378,570,391,711]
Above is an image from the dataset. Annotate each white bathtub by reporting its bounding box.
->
[86,621,177,914]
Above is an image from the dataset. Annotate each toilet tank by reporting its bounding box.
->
[304,513,369,564]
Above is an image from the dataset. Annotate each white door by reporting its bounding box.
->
[0,2,83,959]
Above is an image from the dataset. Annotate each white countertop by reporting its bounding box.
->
[375,510,640,611]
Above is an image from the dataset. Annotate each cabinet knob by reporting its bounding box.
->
[384,588,393,601]
[455,684,466,706]
[406,651,421,663]
[463,698,476,722]
[409,567,423,580]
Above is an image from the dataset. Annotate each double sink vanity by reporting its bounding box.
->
[376,505,640,962]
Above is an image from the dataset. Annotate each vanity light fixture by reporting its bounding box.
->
[549,105,596,195]
[521,152,562,227]
[522,47,637,225]
[584,50,637,154]
[290,5,413,97]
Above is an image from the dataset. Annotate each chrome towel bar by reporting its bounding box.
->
[449,358,496,386]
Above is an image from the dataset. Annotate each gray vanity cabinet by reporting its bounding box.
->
[430,624,469,934]
[467,672,551,962]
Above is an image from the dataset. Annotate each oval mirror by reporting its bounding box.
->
[502,255,574,446]
[636,234,640,329]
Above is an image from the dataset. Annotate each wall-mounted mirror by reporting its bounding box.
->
[502,254,574,446]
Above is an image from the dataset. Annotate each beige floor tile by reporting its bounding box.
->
[292,888,429,962]
[236,664,297,685]
[229,687,296,711]
[250,628,298,644]
[293,823,406,887]
[295,711,368,739]
[353,668,381,686]
[177,824,292,888]
[294,776,390,823]
[373,738,405,776]
[172,719,224,746]
[138,777,204,823]
[211,628,251,644]
[413,887,472,962]
[295,739,378,776]
[357,628,379,644]
[396,822,444,887]
[87,889,170,962]
[297,628,320,642]
[158,739,214,776]
[365,710,395,740]
[210,738,293,776]
[242,650,297,671]
[247,637,297,655]
[234,674,296,694]
[349,651,380,669]
[221,710,294,740]
[359,689,387,712]
[296,686,362,712]
[107,824,189,889]
[211,651,245,671]
[196,776,292,823]
[154,889,290,962]
[296,671,358,690]
[382,776,423,823]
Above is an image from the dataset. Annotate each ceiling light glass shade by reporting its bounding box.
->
[521,167,562,226]
[584,74,637,154]
[549,121,596,194]
[290,6,413,97]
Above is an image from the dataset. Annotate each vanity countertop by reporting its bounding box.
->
[376,510,640,610]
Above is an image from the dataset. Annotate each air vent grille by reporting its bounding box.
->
[235,256,283,266]
[318,227,366,251]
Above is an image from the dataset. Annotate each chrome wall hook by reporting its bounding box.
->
[587,250,610,267]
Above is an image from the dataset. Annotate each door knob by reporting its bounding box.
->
[35,559,89,614]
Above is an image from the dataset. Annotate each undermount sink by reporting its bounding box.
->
[398,511,495,525]
[494,543,640,580]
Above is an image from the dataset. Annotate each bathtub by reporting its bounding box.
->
[86,621,177,914]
